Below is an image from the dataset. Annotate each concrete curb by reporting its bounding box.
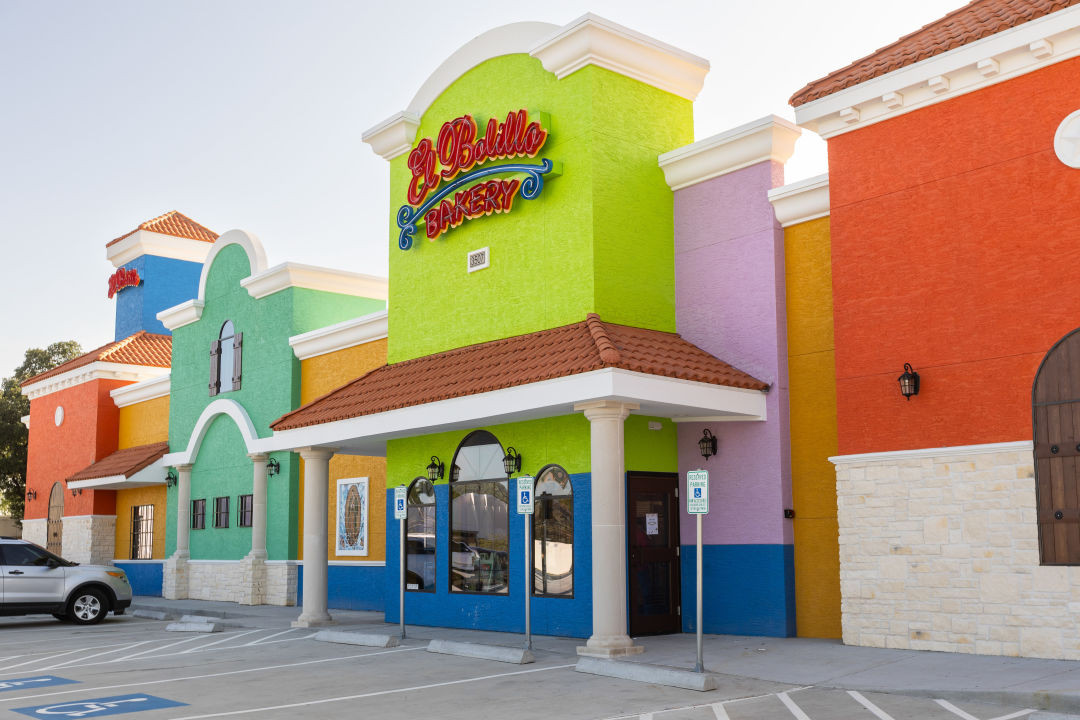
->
[166,622,222,633]
[575,657,717,692]
[131,603,230,619]
[131,609,170,621]
[894,688,1080,716]
[426,639,534,664]
[313,630,400,648]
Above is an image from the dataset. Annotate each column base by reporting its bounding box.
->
[292,614,336,628]
[163,552,189,600]
[577,635,643,658]
[237,552,268,606]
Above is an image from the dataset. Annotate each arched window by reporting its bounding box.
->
[450,430,509,594]
[47,482,64,555]
[406,476,436,592]
[1033,327,1080,565]
[533,464,573,597]
[209,320,243,396]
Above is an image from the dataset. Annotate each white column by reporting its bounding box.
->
[175,464,193,557]
[575,400,642,658]
[248,453,269,559]
[293,447,337,627]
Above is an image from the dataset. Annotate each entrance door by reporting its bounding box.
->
[626,472,681,636]
[47,483,64,556]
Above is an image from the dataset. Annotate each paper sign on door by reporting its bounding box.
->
[645,513,659,535]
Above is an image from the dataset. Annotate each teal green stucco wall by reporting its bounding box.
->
[386,55,693,363]
[164,242,386,559]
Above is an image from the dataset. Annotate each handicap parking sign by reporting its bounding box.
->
[516,476,534,514]
[393,486,407,520]
[13,693,186,717]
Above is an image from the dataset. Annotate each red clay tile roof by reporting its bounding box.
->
[790,0,1080,107]
[272,314,767,431]
[22,332,172,387]
[107,210,218,247]
[67,441,170,482]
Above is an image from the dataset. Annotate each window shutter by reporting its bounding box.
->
[209,339,222,397]
[232,332,243,392]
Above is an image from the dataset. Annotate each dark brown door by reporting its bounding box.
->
[626,472,681,636]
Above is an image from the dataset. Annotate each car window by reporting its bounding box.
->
[2,544,53,567]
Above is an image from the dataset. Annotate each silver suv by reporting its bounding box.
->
[0,538,131,625]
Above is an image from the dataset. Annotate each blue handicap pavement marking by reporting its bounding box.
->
[0,676,79,692]
[13,693,187,717]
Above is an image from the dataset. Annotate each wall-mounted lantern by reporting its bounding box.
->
[165,469,178,488]
[898,363,920,400]
[70,487,82,497]
[502,447,522,478]
[426,456,445,482]
[267,458,280,477]
[26,489,37,501]
[698,429,718,460]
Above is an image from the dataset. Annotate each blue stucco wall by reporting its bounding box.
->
[679,544,796,637]
[114,254,203,340]
[115,560,163,597]
[383,474,592,638]
[299,564,385,612]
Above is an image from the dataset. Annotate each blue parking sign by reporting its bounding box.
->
[515,476,534,514]
[13,693,187,717]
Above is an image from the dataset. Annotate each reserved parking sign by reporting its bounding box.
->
[687,470,709,515]
[516,476,534,514]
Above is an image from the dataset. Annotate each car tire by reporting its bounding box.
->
[67,588,108,625]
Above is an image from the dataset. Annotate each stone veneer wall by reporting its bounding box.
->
[21,518,46,546]
[61,515,116,565]
[186,561,297,606]
[835,441,1080,660]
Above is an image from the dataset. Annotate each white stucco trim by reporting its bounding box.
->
[530,13,709,101]
[164,398,262,466]
[829,440,1032,466]
[267,367,766,456]
[22,362,169,401]
[658,116,801,191]
[69,459,166,490]
[20,415,29,429]
[328,560,387,567]
[110,373,171,408]
[288,311,389,361]
[795,5,1080,138]
[156,299,204,331]
[768,174,830,227]
[107,230,216,268]
[241,262,388,301]
[361,112,422,161]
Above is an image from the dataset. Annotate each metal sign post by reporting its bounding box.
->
[686,469,709,674]
[516,475,535,650]
[394,485,408,639]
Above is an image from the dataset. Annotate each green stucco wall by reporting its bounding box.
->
[165,242,385,559]
[386,55,693,363]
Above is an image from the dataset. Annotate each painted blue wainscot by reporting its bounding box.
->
[384,474,592,638]
[113,561,163,597]
[679,544,796,637]
[298,563,385,612]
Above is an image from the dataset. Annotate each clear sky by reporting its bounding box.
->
[0,0,962,376]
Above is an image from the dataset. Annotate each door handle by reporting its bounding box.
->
[8,570,24,575]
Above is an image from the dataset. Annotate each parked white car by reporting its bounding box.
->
[0,537,131,624]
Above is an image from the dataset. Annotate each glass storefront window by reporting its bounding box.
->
[406,477,436,592]
[533,464,573,598]
[450,431,509,594]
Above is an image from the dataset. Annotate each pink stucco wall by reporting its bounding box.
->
[673,160,792,546]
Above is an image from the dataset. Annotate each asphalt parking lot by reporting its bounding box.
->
[0,613,1068,720]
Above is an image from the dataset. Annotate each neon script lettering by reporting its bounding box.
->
[424,179,521,240]
[107,267,141,298]
[407,110,548,206]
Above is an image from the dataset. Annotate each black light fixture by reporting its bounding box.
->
[165,469,178,488]
[267,458,280,477]
[502,447,522,478]
[26,489,37,501]
[70,487,82,497]
[898,363,920,400]
[698,429,718,460]
[426,456,445,482]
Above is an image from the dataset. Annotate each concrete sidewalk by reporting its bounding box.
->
[130,596,1080,716]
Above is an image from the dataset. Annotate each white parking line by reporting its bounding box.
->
[0,646,425,704]
[242,628,295,646]
[937,700,982,719]
[777,691,813,720]
[37,641,152,671]
[113,634,216,661]
[179,630,261,653]
[165,663,576,720]
[989,710,1037,720]
[848,690,897,720]
[711,702,731,720]
[0,648,88,673]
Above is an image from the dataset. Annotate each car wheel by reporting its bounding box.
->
[67,588,107,625]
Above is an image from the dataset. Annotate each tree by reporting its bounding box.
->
[0,341,83,522]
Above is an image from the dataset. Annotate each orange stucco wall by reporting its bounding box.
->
[25,379,126,520]
[828,56,1080,455]
[297,339,388,561]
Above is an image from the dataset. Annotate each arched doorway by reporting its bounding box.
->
[1033,327,1080,565]
[47,482,64,555]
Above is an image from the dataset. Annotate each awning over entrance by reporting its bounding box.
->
[67,441,170,490]
[267,314,768,454]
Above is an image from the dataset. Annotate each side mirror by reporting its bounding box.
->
[46,558,60,569]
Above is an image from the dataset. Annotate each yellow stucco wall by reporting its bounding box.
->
[298,339,388,561]
[115,396,170,560]
[784,215,841,639]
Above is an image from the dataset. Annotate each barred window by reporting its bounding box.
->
[238,494,253,528]
[130,505,154,560]
[192,499,206,530]
[214,496,230,529]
